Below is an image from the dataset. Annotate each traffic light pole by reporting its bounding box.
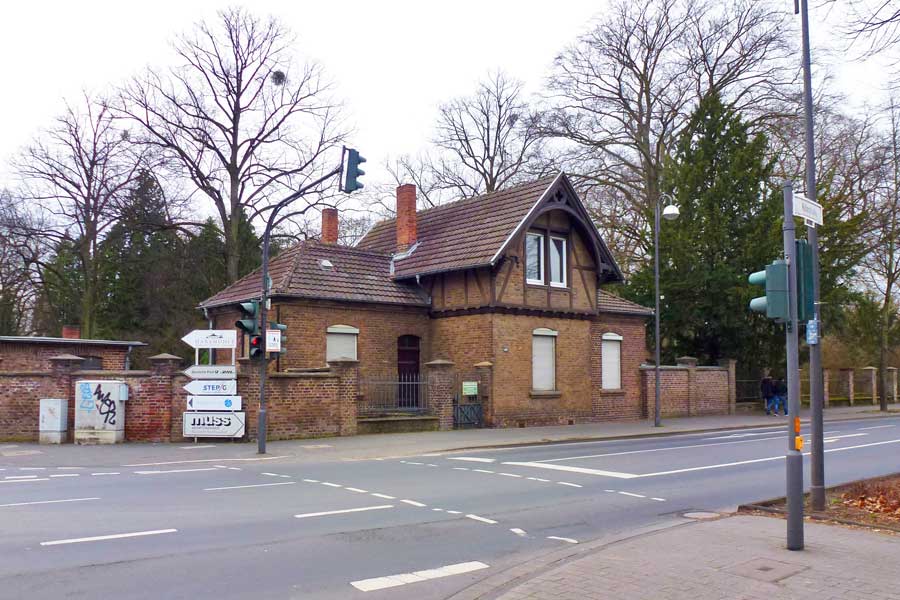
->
[257,164,343,455]
[783,181,804,551]
[798,0,826,512]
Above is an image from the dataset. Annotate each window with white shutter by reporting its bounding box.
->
[326,325,359,361]
[601,332,623,390]
[532,328,557,391]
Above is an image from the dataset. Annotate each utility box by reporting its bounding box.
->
[74,380,128,444]
[39,398,68,444]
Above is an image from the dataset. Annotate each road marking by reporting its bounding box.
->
[466,514,497,524]
[510,528,527,536]
[821,433,867,441]
[321,482,342,488]
[345,487,368,493]
[204,482,296,491]
[41,529,177,546]
[179,445,216,449]
[547,536,578,544]
[0,497,100,508]
[262,472,289,477]
[502,462,637,479]
[50,474,79,478]
[371,493,395,499]
[618,491,645,498]
[1,478,49,484]
[823,438,900,454]
[446,510,462,514]
[57,467,84,470]
[426,463,439,467]
[4,475,38,480]
[404,461,424,465]
[636,455,785,478]
[557,482,582,488]
[858,424,896,431]
[402,499,427,507]
[448,457,496,463]
[350,561,489,592]
[295,505,393,519]
[433,508,445,512]
[651,497,667,502]
[303,479,319,483]
[499,472,522,478]
[473,469,495,474]
[91,472,120,476]
[123,456,288,467]
[452,467,470,471]
[538,436,784,463]
[134,468,219,475]
[527,477,550,482]
[19,467,46,471]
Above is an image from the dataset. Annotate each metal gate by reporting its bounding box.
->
[453,373,485,429]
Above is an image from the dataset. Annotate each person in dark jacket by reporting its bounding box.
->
[775,377,788,416]
[760,375,776,415]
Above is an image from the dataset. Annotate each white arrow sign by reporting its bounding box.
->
[187,395,242,411]
[183,411,245,438]
[183,380,238,396]
[184,365,237,380]
[181,329,236,349]
[793,193,824,227]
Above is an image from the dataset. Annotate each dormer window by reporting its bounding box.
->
[525,231,567,288]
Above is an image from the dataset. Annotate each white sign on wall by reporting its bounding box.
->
[183,379,238,396]
[183,411,245,438]
[186,395,242,411]
[184,365,237,380]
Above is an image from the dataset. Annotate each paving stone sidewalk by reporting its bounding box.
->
[494,515,900,600]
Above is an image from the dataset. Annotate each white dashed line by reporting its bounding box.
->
[502,462,637,479]
[510,528,527,537]
[179,444,216,449]
[204,482,296,491]
[57,467,84,470]
[557,482,582,488]
[858,424,896,431]
[295,505,394,519]
[50,474,79,478]
[345,487,368,493]
[432,508,444,512]
[134,468,219,475]
[402,499,427,507]
[547,536,578,544]
[41,529,177,546]
[499,473,522,478]
[448,457,496,463]
[473,469,495,474]
[527,477,550,482]
[19,467,46,471]
[405,462,424,466]
[371,493,395,500]
[0,497,100,508]
[4,475,38,480]
[618,491,645,498]
[452,467,470,471]
[321,482,342,488]
[446,510,462,515]
[1,478,49,484]
[91,472,120,476]
[123,456,288,467]
[465,514,497,524]
[303,479,319,483]
[651,497,667,502]
[350,561,489,592]
[261,472,281,477]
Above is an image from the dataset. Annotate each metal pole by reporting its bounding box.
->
[799,0,826,512]
[783,181,804,551]
[654,198,662,427]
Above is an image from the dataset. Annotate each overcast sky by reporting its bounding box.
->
[0,1,891,194]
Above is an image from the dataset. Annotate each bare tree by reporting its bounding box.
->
[13,95,142,337]
[118,7,345,283]
[0,191,43,334]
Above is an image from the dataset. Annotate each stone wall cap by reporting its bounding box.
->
[327,358,359,365]
[474,361,493,368]
[149,353,182,361]
[425,359,455,366]
[48,354,84,361]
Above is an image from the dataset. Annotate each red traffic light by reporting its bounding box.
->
[249,334,264,359]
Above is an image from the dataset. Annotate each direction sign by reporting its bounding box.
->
[266,329,282,353]
[183,411,245,438]
[181,329,237,349]
[792,193,824,227]
[183,365,237,380]
[183,380,238,396]
[187,395,242,411]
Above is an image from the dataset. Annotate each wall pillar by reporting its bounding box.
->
[48,354,84,440]
[863,366,878,405]
[842,368,854,406]
[426,359,455,431]
[328,359,359,436]
[888,367,898,404]
[718,358,737,415]
[238,358,260,440]
[474,361,493,427]
[147,353,180,442]
[676,356,698,416]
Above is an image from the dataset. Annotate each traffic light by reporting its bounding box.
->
[748,260,790,322]
[795,239,815,321]
[341,147,366,193]
[268,321,287,355]
[249,334,264,360]
[235,300,260,335]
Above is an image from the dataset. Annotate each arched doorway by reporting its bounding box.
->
[397,335,421,409]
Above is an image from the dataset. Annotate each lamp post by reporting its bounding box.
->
[654,193,680,427]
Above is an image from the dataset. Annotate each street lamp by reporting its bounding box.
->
[654,193,680,427]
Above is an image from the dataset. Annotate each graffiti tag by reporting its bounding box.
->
[94,384,116,425]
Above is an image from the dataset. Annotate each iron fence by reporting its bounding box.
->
[358,373,429,417]
[736,379,760,403]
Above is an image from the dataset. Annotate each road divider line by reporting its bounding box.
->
[402,499,427,507]
[502,462,637,479]
[41,529,177,546]
[448,457,496,463]
[446,510,462,515]
[371,493,395,499]
[302,479,319,483]
[350,561,489,592]
[557,482,582,488]
[473,469,495,474]
[346,487,368,493]
[510,528,527,537]
[547,536,578,544]
[50,474,79,478]
[295,505,393,519]
[19,467,46,471]
[499,473,522,478]
[452,467,470,471]
[858,424,896,431]
[321,482,342,488]
[1,478,49,484]
[91,472,120,476]
[0,497,100,508]
[527,477,550,482]
[57,467,84,470]
[179,445,216,449]
[135,468,219,475]
[618,491,645,498]
[466,514,497,524]
[5,475,38,480]
[651,497,667,502]
[636,455,784,478]
[538,436,784,463]
[205,482,296,491]
[123,456,288,467]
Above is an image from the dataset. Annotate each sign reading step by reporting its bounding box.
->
[184,365,237,380]
[181,329,237,349]
[186,395,242,411]
[183,411,245,438]
[183,379,238,396]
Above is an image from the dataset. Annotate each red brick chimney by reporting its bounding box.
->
[321,207,338,244]
[396,184,417,252]
[61,325,81,339]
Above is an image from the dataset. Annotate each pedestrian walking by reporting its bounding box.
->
[775,376,788,416]
[760,374,776,415]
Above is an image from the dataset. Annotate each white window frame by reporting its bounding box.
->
[326,324,359,361]
[525,232,545,285]
[601,332,623,390]
[532,327,558,391]
[549,235,567,288]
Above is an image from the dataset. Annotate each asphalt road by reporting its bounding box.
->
[2,415,899,600]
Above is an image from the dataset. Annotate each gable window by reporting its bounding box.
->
[601,332,623,390]
[525,232,544,284]
[326,325,359,361]
[549,236,567,287]
[532,327,558,391]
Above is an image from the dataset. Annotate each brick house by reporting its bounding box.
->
[201,173,654,428]
[0,327,145,372]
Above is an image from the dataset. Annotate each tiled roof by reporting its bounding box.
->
[357,175,559,278]
[597,290,654,316]
[199,242,430,308]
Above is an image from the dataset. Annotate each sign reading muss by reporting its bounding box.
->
[183,411,245,438]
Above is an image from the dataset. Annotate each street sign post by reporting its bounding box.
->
[183,365,237,380]
[183,411,245,438]
[792,193,823,227]
[181,329,237,349]
[186,395,242,411]
[183,380,238,396]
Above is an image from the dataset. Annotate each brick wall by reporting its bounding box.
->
[0,341,130,371]
[591,314,649,421]
[640,363,731,417]
[0,371,58,441]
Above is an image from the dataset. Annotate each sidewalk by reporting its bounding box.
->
[2,403,898,467]
[472,515,900,600]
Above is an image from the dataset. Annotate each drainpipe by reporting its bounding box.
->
[125,345,133,371]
